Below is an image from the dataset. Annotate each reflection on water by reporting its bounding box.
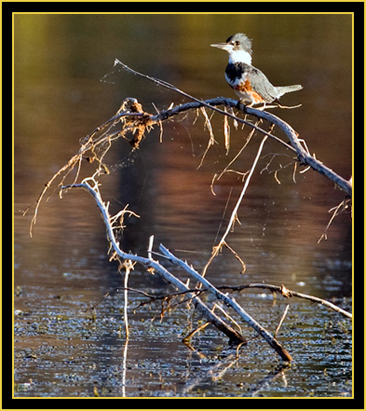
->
[14,14,352,397]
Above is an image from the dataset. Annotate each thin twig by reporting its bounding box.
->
[202,133,270,277]
[318,197,352,243]
[274,304,290,338]
[219,283,352,319]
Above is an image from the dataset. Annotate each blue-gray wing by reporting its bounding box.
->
[247,66,278,103]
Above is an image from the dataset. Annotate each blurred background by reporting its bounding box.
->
[14,14,352,397]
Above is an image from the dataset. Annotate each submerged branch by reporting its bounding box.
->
[64,180,246,345]
[219,283,352,319]
[159,244,293,362]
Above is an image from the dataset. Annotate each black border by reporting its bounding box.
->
[8,2,363,409]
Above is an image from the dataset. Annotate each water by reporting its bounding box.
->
[14,14,352,398]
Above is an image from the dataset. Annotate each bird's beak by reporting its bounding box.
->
[211,42,232,52]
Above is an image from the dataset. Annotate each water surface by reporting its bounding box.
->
[14,13,352,398]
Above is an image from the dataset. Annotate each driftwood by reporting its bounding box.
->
[28,59,352,363]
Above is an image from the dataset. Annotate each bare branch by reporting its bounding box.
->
[219,283,352,319]
[62,180,246,345]
[114,59,352,196]
[159,244,293,362]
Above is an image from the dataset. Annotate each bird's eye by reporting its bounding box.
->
[234,40,240,46]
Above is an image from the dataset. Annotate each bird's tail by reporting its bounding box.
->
[276,84,303,97]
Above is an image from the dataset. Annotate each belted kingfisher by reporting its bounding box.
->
[211,33,302,106]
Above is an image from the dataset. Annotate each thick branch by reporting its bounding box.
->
[159,244,293,362]
[244,107,352,196]
[154,99,351,196]
[115,59,352,196]
[64,181,246,345]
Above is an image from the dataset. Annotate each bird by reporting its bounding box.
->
[211,33,303,107]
